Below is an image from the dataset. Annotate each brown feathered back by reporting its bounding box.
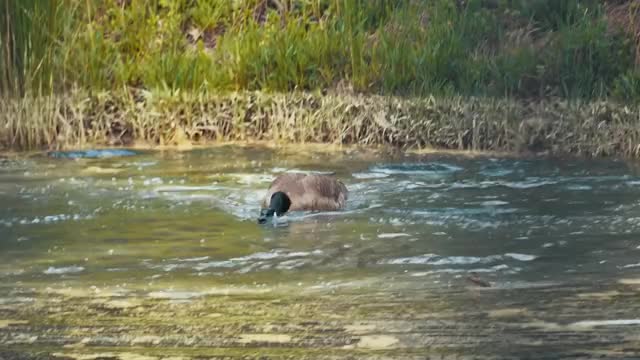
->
[262,173,348,211]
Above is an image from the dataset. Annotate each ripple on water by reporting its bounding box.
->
[154,185,223,193]
[8,213,96,227]
[479,168,515,177]
[369,162,463,176]
[352,172,390,179]
[377,233,411,239]
[270,168,337,175]
[407,207,518,231]
[146,249,324,273]
[43,266,85,275]
[381,253,537,266]
[227,173,275,185]
[481,200,509,206]
[566,184,592,191]
[410,264,510,275]
[48,149,139,159]
[449,178,558,190]
[504,253,537,261]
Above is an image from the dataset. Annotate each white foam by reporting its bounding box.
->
[383,253,537,266]
[504,179,558,189]
[275,259,309,270]
[481,200,509,206]
[43,266,84,275]
[15,213,94,225]
[377,233,410,239]
[149,249,325,272]
[410,264,510,275]
[228,173,275,185]
[154,185,222,192]
[566,185,592,191]
[570,319,640,328]
[142,177,164,186]
[370,162,463,175]
[352,172,389,179]
[127,161,157,168]
[179,256,210,262]
[383,254,496,265]
[430,256,501,266]
[479,168,514,177]
[504,253,537,261]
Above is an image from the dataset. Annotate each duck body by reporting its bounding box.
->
[258,173,348,224]
[263,173,348,211]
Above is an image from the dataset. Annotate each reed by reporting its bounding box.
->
[3,90,640,158]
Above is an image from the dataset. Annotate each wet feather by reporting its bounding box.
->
[263,173,348,211]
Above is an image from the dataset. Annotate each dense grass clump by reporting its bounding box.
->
[2,0,639,100]
[3,90,640,157]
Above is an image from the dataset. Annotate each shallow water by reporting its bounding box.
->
[1,146,640,359]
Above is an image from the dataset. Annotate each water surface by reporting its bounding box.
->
[1,146,640,359]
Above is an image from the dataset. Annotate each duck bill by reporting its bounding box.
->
[257,208,275,224]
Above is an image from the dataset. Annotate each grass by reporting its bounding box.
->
[1,0,639,100]
[3,90,640,157]
[2,0,640,155]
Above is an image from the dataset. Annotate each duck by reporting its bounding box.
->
[257,173,348,224]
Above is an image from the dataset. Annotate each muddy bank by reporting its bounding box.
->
[1,91,640,158]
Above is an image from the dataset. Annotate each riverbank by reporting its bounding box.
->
[3,1,640,157]
[2,91,640,158]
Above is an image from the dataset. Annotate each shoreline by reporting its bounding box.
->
[2,91,639,159]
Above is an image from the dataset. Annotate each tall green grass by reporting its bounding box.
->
[1,0,638,101]
[0,0,82,96]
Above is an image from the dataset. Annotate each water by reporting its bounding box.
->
[1,146,640,359]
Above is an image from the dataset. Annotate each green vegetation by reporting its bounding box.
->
[1,0,640,153]
[2,0,640,99]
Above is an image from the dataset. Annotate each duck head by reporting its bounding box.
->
[257,191,292,224]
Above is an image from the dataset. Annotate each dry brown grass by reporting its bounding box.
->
[2,90,640,157]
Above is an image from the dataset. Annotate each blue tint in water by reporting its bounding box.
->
[48,149,139,159]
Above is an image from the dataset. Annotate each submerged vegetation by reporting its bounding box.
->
[1,0,640,153]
